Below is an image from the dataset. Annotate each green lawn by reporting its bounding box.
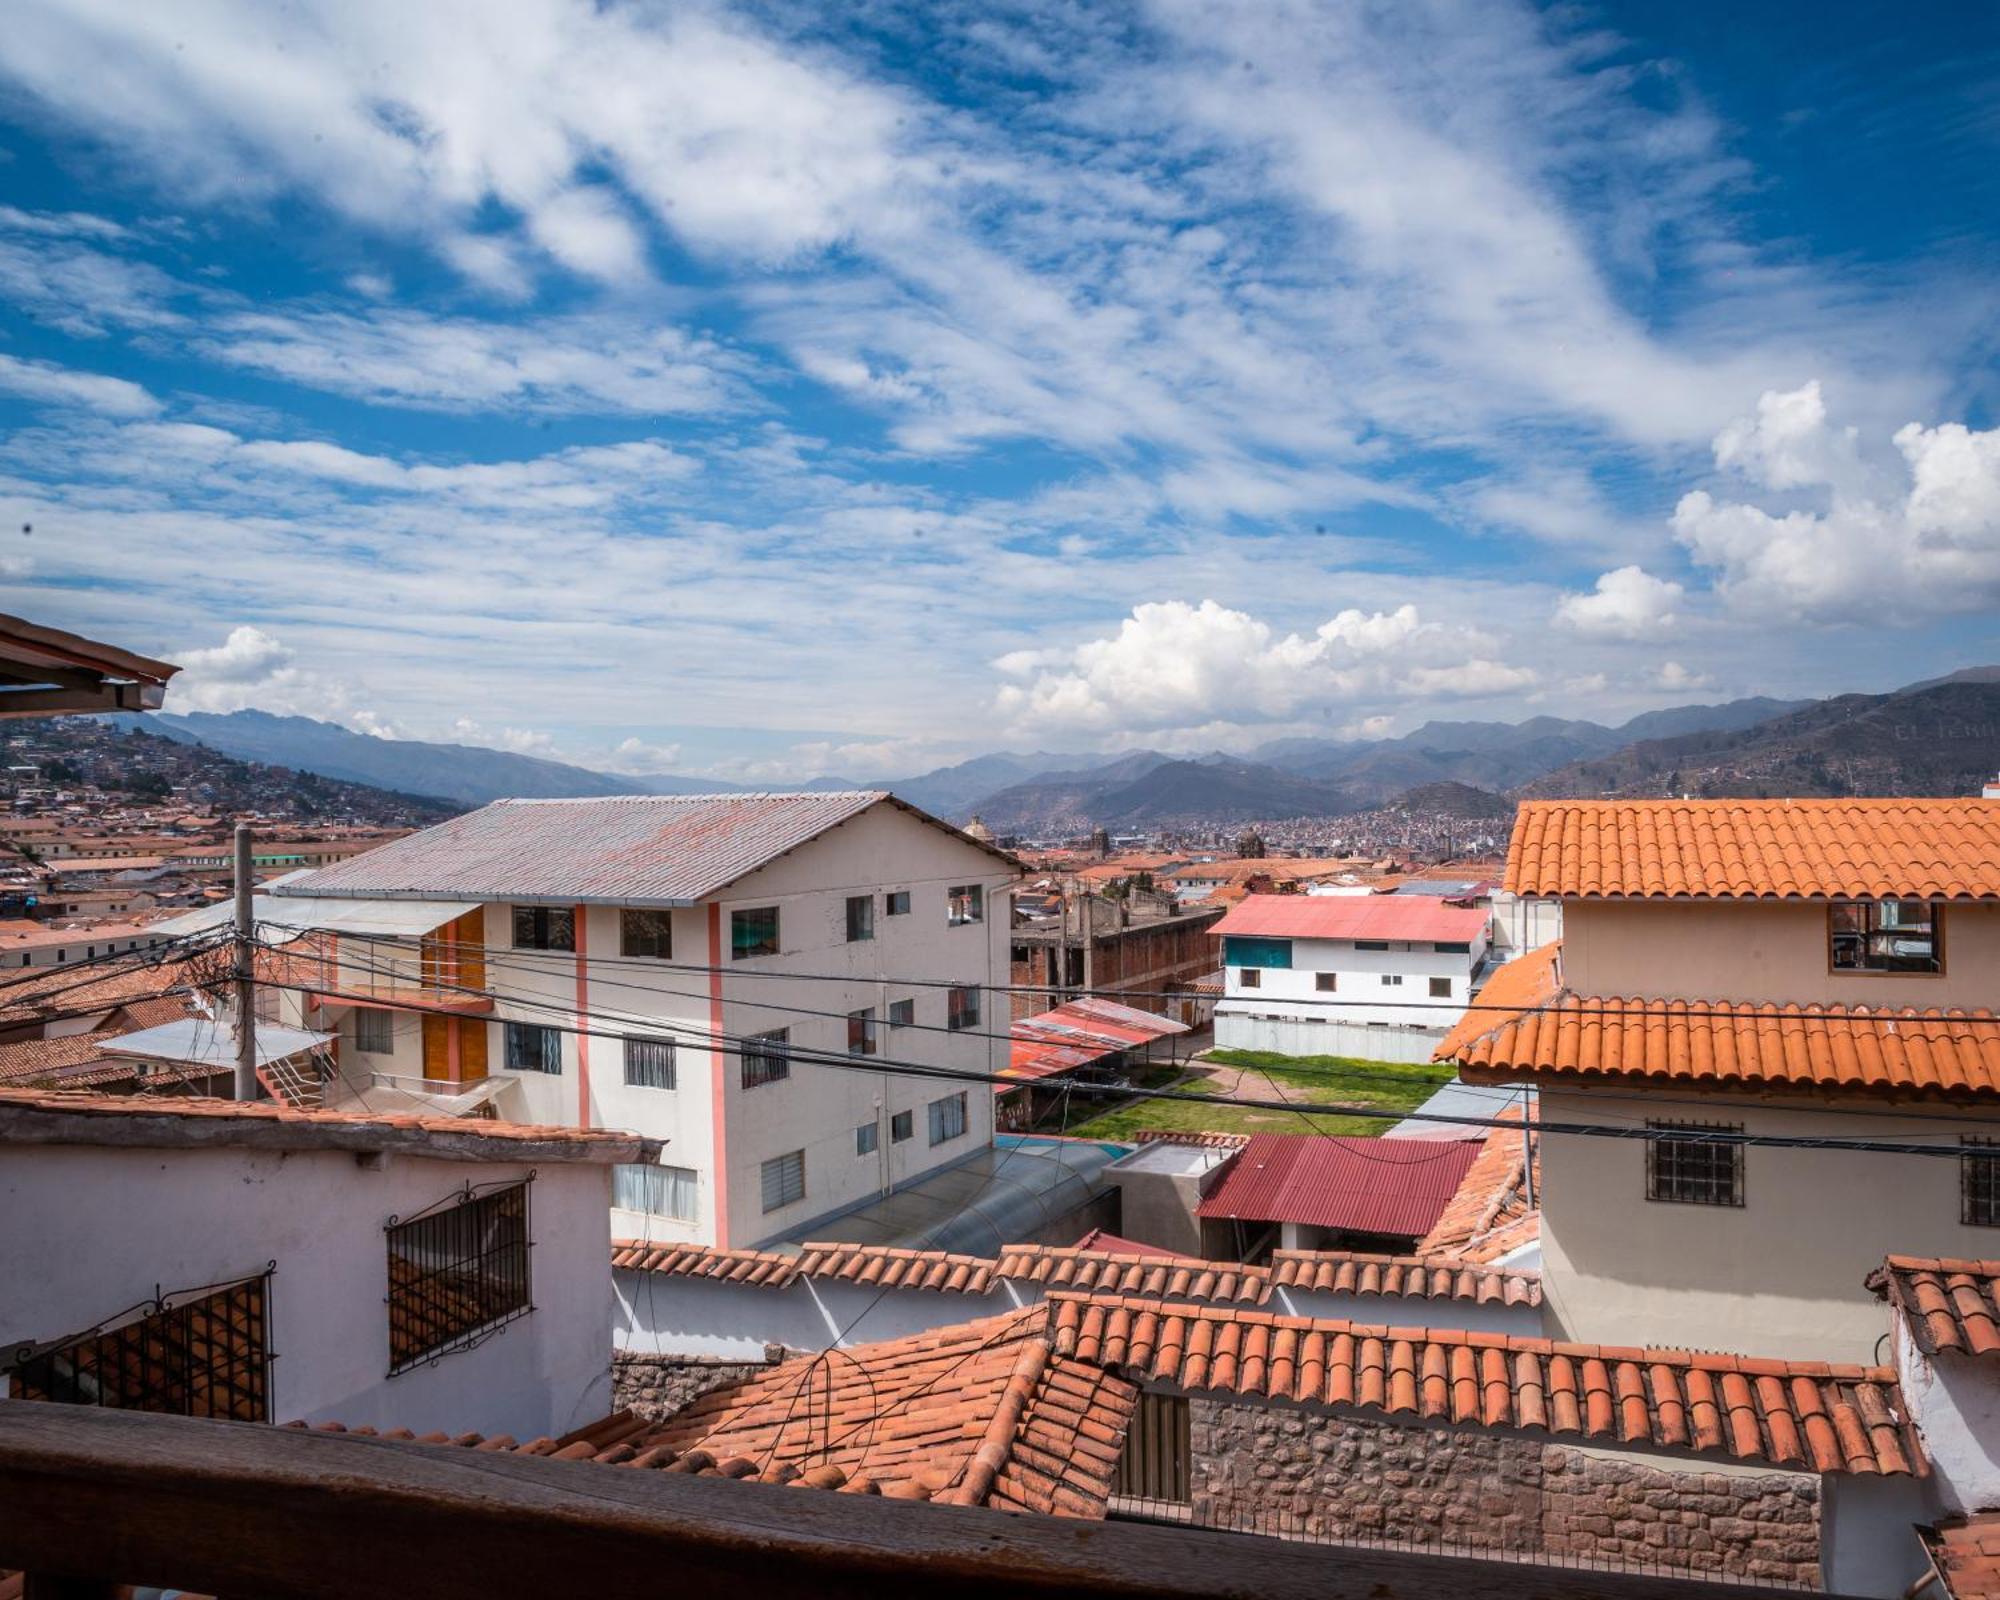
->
[1056,1049,1454,1142]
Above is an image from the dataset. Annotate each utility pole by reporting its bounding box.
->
[233,821,257,1101]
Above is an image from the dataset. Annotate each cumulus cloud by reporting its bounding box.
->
[604,736,684,775]
[1672,382,2000,621]
[993,599,1535,737]
[1654,660,1712,692]
[1553,565,1685,640]
[0,352,161,417]
[169,623,390,733]
[451,719,556,756]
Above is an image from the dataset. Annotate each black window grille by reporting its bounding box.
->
[6,1269,273,1422]
[385,1179,532,1374]
[1964,1138,2000,1227]
[1646,1122,1744,1207]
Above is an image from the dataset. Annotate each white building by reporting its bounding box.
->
[0,1086,640,1438]
[236,792,1019,1251]
[1210,893,1490,1062]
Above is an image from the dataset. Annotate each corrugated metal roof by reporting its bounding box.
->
[1005,998,1189,1085]
[273,792,1010,906]
[1195,1133,1483,1237]
[156,893,481,943]
[1211,894,1489,943]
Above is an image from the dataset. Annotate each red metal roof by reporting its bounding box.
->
[1210,894,1488,944]
[1005,997,1188,1086]
[1195,1134,1483,1237]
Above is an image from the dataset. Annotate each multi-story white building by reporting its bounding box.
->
[1210,894,1490,1062]
[257,792,1019,1250]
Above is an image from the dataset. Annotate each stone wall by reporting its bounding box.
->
[1188,1400,1820,1584]
[612,1348,788,1421]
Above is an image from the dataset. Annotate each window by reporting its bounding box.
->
[928,1091,968,1146]
[614,1163,697,1221]
[1646,1122,1744,1207]
[886,890,911,916]
[1434,941,1472,954]
[1223,936,1292,969]
[1428,977,1452,999]
[847,1007,878,1057]
[742,1028,790,1088]
[948,884,984,925]
[1355,939,1390,951]
[511,906,575,952]
[1239,968,1262,988]
[385,1181,530,1373]
[504,1021,563,1074]
[1964,1139,2000,1227]
[891,1110,913,1143]
[621,908,672,960]
[731,906,781,960]
[856,1121,879,1156]
[1114,1392,1191,1504]
[624,1036,677,1090]
[889,998,915,1028]
[761,1149,806,1212]
[1314,973,1337,993]
[1830,900,1943,974]
[845,895,875,943]
[1381,974,1404,987]
[354,1008,395,1055]
[947,985,980,1031]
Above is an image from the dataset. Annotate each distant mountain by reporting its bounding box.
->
[879,751,1093,816]
[133,710,745,807]
[1088,759,1352,825]
[1520,681,2000,800]
[1612,696,1812,743]
[968,751,1178,832]
[1387,781,1515,820]
[1894,664,2000,695]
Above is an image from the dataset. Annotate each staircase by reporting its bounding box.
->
[256,1052,325,1110]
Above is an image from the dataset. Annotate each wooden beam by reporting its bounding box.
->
[0,1401,1825,1600]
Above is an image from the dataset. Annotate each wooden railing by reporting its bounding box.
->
[0,1400,1807,1600]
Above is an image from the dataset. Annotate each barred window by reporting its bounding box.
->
[354,1008,395,1055]
[928,1091,968,1146]
[614,1163,697,1221]
[845,895,875,943]
[511,906,574,951]
[504,1021,563,1074]
[1646,1122,1744,1207]
[948,884,984,926]
[732,906,779,960]
[624,1036,676,1090]
[742,1028,790,1088]
[947,985,980,1031]
[1114,1392,1191,1505]
[386,1182,531,1373]
[621,908,672,960]
[1963,1138,2000,1227]
[761,1149,806,1213]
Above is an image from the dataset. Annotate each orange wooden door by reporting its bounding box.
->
[458,1018,488,1083]
[421,1014,449,1081]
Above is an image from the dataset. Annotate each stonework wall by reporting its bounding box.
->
[612,1349,788,1420]
[1188,1401,1820,1585]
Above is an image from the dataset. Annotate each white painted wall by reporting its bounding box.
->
[1273,1285,1541,1336]
[1212,1010,1444,1063]
[1489,891,1561,956]
[0,1143,615,1439]
[1220,934,1486,1028]
[1538,1085,2000,1361]
[1891,1317,2000,1515]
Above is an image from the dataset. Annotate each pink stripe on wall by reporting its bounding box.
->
[708,901,729,1248]
[573,902,591,1128]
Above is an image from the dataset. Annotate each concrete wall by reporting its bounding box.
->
[1891,1316,2000,1516]
[0,1143,614,1440]
[1213,1010,1444,1063]
[1539,1085,2000,1361]
[1562,898,2000,1008]
[1490,891,1561,957]
[613,1268,1020,1358]
[1272,1286,1541,1337]
[1220,935,1484,1028]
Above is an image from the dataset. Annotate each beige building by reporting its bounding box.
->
[1445,797,2000,1363]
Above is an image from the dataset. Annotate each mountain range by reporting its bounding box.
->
[120,674,2000,832]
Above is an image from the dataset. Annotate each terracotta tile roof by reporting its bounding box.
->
[1211,893,1489,944]
[1868,1256,2000,1361]
[995,1244,1274,1304]
[610,1241,1002,1295]
[1506,797,2000,901]
[1195,1134,1483,1238]
[1072,1227,1190,1257]
[611,1241,802,1286]
[1270,1249,1541,1309]
[1414,1108,1540,1265]
[1437,942,1562,1060]
[1134,1128,1250,1150]
[0,1087,647,1163]
[1452,994,2000,1102]
[0,953,193,1025]
[1046,1293,1920,1476]
[1927,1514,2000,1600]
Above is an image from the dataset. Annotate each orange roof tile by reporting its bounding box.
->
[1437,942,1562,1060]
[1506,798,2000,901]
[1452,994,2000,1102]
[1414,1107,1541,1265]
[1927,1514,2000,1600]
[611,1241,802,1286]
[1869,1256,2000,1361]
[1270,1249,1540,1308]
[1046,1293,1920,1476]
[995,1244,1274,1304]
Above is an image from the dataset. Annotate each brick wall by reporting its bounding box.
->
[1187,1400,1819,1584]
[611,1349,789,1420]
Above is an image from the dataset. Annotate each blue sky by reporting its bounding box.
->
[0,0,1995,782]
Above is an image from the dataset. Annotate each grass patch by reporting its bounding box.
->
[1055,1049,1454,1143]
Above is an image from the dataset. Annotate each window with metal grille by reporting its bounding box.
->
[888,998,914,1027]
[947,985,980,1031]
[504,1021,562,1074]
[385,1181,531,1374]
[731,906,779,960]
[928,1091,968,1146]
[891,1110,913,1142]
[761,1150,806,1212]
[621,908,672,960]
[947,884,983,926]
[614,1163,697,1220]
[1646,1122,1744,1207]
[1963,1139,2000,1226]
[847,1007,877,1057]
[886,890,911,916]
[845,895,874,943]
[354,1008,395,1055]
[856,1121,878,1156]
[742,1028,790,1088]
[1113,1392,1190,1503]
[511,906,574,951]
[624,1036,676,1090]
[5,1271,273,1422]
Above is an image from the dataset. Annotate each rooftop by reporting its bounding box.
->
[1269,1248,1541,1308]
[1211,893,1489,944]
[1007,997,1188,1085]
[1505,797,2000,901]
[1194,1133,1484,1238]
[0,612,178,717]
[1869,1255,2000,1361]
[278,792,1016,907]
[1413,1106,1541,1266]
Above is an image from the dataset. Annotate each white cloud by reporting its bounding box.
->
[169,623,392,733]
[605,736,684,775]
[1654,660,1712,692]
[176,624,294,695]
[0,205,127,240]
[0,352,160,417]
[1553,565,1685,640]
[451,719,555,756]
